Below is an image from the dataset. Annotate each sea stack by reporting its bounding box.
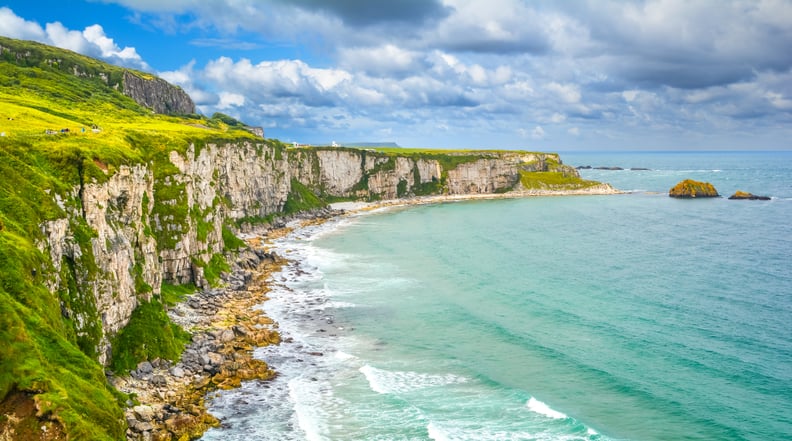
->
[669,179,720,198]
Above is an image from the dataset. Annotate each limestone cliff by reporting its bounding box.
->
[31,142,585,365]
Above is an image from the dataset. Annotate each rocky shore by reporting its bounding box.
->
[112,208,339,441]
[113,187,622,440]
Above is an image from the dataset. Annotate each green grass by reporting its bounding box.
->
[202,253,231,287]
[222,225,246,251]
[109,299,191,374]
[519,170,601,190]
[160,282,197,307]
[284,178,327,214]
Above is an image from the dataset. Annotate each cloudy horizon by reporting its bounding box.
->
[2,0,791,150]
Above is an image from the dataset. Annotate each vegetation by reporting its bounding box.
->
[222,225,246,251]
[204,253,231,287]
[519,170,602,190]
[283,178,327,214]
[109,299,191,374]
[669,179,720,198]
[160,282,197,307]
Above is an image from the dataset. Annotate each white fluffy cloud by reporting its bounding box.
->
[0,7,148,70]
[0,7,45,41]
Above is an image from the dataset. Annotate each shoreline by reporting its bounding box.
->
[330,183,623,213]
[116,186,621,440]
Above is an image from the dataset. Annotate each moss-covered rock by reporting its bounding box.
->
[728,190,771,200]
[669,179,720,198]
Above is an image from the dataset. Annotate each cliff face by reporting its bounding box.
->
[122,71,195,115]
[32,143,573,364]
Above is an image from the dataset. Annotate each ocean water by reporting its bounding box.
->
[201,151,792,441]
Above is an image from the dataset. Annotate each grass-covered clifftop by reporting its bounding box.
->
[0,36,605,440]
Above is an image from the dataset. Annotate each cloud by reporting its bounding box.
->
[338,44,422,77]
[531,126,545,139]
[0,7,149,70]
[429,0,550,54]
[568,0,792,89]
[277,0,450,26]
[189,38,262,50]
[0,7,45,41]
[546,82,582,104]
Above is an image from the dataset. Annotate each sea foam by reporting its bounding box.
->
[527,397,568,420]
[359,364,467,395]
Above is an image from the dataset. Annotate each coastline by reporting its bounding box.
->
[116,185,621,440]
[331,183,623,213]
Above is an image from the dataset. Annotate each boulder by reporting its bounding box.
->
[137,360,154,374]
[669,179,719,198]
[728,191,771,200]
[132,405,156,422]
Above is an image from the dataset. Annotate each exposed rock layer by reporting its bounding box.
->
[122,71,195,115]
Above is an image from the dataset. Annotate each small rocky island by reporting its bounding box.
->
[728,191,771,200]
[669,179,720,198]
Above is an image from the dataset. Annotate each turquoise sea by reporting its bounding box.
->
[202,151,792,441]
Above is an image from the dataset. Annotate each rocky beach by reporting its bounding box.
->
[111,208,339,440]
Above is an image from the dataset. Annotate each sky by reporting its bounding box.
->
[1,0,792,150]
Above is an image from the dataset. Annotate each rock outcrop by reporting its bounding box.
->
[122,71,195,115]
[669,179,720,198]
[728,191,771,200]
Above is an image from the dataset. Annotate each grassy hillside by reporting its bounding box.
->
[0,37,257,439]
